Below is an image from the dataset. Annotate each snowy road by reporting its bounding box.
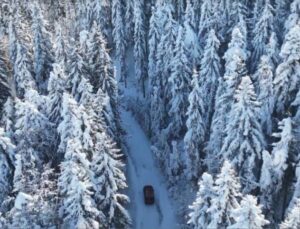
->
[121,109,178,229]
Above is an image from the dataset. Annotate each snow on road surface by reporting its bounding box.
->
[121,109,179,229]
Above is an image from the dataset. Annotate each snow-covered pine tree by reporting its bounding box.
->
[266,32,280,71]
[91,132,131,229]
[148,1,163,97]
[280,198,300,229]
[207,160,241,228]
[47,61,66,126]
[93,0,112,44]
[57,93,83,155]
[199,29,221,125]
[0,128,15,210]
[112,0,126,86]
[58,139,100,229]
[134,0,147,97]
[13,42,36,98]
[198,0,219,45]
[259,150,276,211]
[274,0,291,42]
[188,173,215,228]
[53,23,66,64]
[66,45,88,102]
[1,97,15,137]
[284,0,300,34]
[167,26,191,138]
[0,46,11,112]
[220,76,265,192]
[184,69,206,180]
[274,23,300,114]
[31,3,54,93]
[125,0,134,45]
[271,118,293,191]
[254,55,274,135]
[150,4,177,138]
[205,27,247,173]
[251,0,274,72]
[14,97,55,162]
[228,195,269,229]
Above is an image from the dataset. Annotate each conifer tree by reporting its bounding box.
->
[58,139,100,229]
[0,46,11,112]
[274,24,300,114]
[206,27,247,173]
[31,3,54,93]
[254,55,274,135]
[184,70,206,180]
[228,195,269,229]
[92,133,131,228]
[199,29,221,124]
[167,26,191,138]
[251,0,274,72]
[0,128,15,209]
[188,173,215,228]
[134,0,147,97]
[208,161,241,228]
[13,43,36,98]
[220,76,265,192]
[112,0,126,86]
[280,198,300,229]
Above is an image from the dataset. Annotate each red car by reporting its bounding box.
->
[143,185,155,205]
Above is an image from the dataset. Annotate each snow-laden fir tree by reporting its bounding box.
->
[112,0,126,86]
[14,97,55,162]
[184,0,196,31]
[134,0,147,97]
[254,55,274,135]
[66,45,88,102]
[93,0,111,43]
[266,32,280,71]
[199,29,221,125]
[31,3,53,93]
[228,195,269,229]
[188,173,215,229]
[280,198,300,229]
[91,132,131,229]
[274,23,300,114]
[47,61,66,126]
[58,139,101,229]
[0,46,11,112]
[148,1,164,96]
[53,23,66,64]
[13,42,36,98]
[1,97,15,137]
[274,0,291,42]
[271,118,293,190]
[198,0,219,44]
[207,160,241,228]
[167,26,191,138]
[57,93,83,154]
[125,0,134,45]
[205,27,247,173]
[251,0,274,72]
[150,4,177,138]
[184,69,206,180]
[284,0,300,33]
[259,150,276,210]
[0,128,15,210]
[220,76,265,192]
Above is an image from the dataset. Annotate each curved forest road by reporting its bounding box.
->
[120,109,178,229]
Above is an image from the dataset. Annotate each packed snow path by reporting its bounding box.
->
[121,109,178,229]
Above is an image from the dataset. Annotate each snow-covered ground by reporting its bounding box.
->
[120,109,179,229]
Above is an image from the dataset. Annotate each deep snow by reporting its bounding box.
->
[120,109,179,229]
